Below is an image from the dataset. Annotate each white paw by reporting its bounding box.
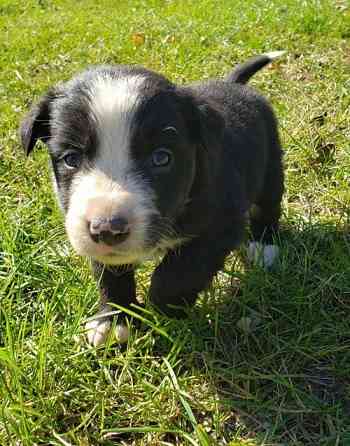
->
[247,242,279,269]
[85,317,112,347]
[114,324,129,344]
[85,306,129,346]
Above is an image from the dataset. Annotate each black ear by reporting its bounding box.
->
[195,100,225,151]
[173,91,226,234]
[20,89,57,155]
[191,99,224,194]
[176,88,225,151]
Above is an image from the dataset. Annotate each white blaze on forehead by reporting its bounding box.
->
[87,74,146,180]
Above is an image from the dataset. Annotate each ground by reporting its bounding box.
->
[0,0,349,445]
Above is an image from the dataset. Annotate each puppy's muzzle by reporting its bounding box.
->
[89,216,130,246]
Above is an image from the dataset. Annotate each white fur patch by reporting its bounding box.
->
[86,316,111,347]
[264,50,286,60]
[65,75,160,264]
[247,242,279,269]
[114,324,130,344]
[85,305,129,346]
[88,75,144,181]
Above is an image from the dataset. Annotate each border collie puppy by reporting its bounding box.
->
[20,52,285,346]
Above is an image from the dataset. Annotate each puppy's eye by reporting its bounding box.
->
[63,152,82,169]
[151,148,172,167]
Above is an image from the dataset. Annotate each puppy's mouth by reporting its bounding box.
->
[86,229,175,265]
[90,231,130,246]
[88,234,135,256]
[81,229,149,264]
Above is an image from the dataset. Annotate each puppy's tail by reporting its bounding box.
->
[227,51,286,84]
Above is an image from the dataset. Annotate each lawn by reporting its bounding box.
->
[0,0,350,444]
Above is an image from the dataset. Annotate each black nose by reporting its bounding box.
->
[89,216,130,246]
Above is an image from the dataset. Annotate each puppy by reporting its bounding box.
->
[20,52,284,346]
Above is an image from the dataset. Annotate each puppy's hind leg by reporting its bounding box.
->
[248,158,284,269]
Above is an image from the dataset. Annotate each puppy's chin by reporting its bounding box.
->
[70,240,150,265]
[91,237,186,265]
[92,251,148,266]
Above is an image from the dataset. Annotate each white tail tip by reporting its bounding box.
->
[264,50,286,60]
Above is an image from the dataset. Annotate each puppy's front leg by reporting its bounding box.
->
[85,262,137,346]
[150,227,243,317]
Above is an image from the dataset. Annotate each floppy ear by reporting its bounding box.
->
[195,100,225,152]
[20,89,57,155]
[173,90,226,233]
[189,99,223,199]
[187,93,225,185]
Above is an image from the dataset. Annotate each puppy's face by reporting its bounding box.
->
[21,66,223,265]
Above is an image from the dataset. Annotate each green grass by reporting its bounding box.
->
[1,0,350,444]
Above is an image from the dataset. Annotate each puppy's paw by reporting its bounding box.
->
[85,317,111,347]
[114,324,129,344]
[247,241,279,269]
[85,306,129,347]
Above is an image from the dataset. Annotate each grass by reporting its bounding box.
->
[0,0,350,444]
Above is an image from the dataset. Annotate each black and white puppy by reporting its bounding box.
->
[20,52,284,346]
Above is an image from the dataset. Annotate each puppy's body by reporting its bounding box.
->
[21,53,284,345]
[191,78,282,218]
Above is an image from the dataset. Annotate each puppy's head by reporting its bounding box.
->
[20,66,224,265]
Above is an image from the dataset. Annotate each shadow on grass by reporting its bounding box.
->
[149,222,350,445]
